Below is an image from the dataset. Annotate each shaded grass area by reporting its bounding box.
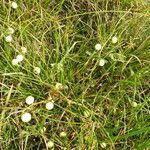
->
[0,0,150,149]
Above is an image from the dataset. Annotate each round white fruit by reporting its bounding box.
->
[11,2,18,9]
[60,132,67,137]
[112,36,118,44]
[16,54,24,62]
[100,142,107,148]
[12,59,18,65]
[25,96,35,105]
[5,35,12,42]
[99,59,106,66]
[95,43,102,51]
[46,102,54,110]
[34,67,41,74]
[47,140,54,148]
[21,113,32,122]
[8,27,15,34]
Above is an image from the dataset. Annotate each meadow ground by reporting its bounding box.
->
[0,0,150,150]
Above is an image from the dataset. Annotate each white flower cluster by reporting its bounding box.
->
[21,83,64,123]
[94,36,118,67]
[3,26,27,66]
[3,2,41,75]
[5,2,18,42]
[11,2,18,9]
[5,27,41,74]
[12,54,24,65]
[21,95,55,123]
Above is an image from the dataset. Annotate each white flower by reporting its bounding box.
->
[16,54,24,62]
[95,43,102,51]
[11,2,18,9]
[8,27,15,34]
[46,102,54,110]
[34,67,41,74]
[99,59,106,66]
[21,47,27,53]
[112,36,118,44]
[47,140,54,148]
[55,83,63,90]
[21,113,32,122]
[12,59,18,65]
[100,142,107,148]
[5,35,12,42]
[60,131,67,137]
[25,96,35,105]
[131,101,138,107]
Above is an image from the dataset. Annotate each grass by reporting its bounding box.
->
[0,0,150,149]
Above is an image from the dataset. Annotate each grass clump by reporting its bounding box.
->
[0,0,150,149]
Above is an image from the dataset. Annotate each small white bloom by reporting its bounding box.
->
[34,67,41,74]
[55,83,63,90]
[112,36,118,44]
[46,102,54,110]
[8,27,15,34]
[21,46,27,53]
[11,2,18,9]
[25,96,35,105]
[95,43,102,51]
[5,35,12,42]
[12,59,18,65]
[131,101,138,107]
[16,54,24,62]
[47,140,54,148]
[100,142,107,148]
[99,59,106,66]
[21,113,32,122]
[60,131,67,137]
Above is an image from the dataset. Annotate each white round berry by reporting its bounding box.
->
[8,27,15,34]
[95,43,102,51]
[100,142,107,148]
[55,83,63,90]
[25,96,35,105]
[34,67,41,74]
[99,59,106,66]
[112,36,118,44]
[21,47,27,53]
[131,101,138,107]
[12,59,18,65]
[46,102,54,110]
[5,35,12,42]
[11,2,18,9]
[47,140,54,148]
[21,113,31,122]
[60,132,67,137]
[16,54,24,62]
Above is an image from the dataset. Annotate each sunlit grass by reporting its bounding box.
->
[0,0,150,149]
